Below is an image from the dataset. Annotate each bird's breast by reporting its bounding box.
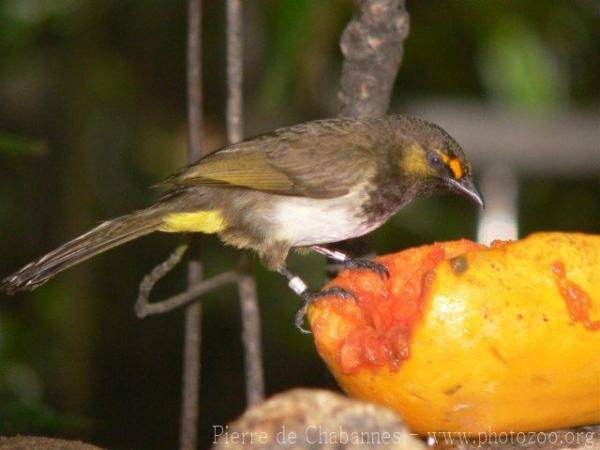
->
[269,188,389,247]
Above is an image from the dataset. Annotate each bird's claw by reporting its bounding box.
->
[294,287,356,334]
[344,258,389,279]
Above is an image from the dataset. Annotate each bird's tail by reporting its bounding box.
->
[1,207,168,294]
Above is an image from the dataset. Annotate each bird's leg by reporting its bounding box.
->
[310,245,350,264]
[277,266,355,334]
[310,245,389,278]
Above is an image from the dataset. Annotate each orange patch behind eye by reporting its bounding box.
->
[448,158,463,180]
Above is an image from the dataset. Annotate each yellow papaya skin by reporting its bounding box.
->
[308,233,600,434]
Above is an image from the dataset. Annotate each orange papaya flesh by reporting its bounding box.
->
[308,232,600,434]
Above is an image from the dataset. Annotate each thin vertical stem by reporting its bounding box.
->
[237,273,264,405]
[180,0,203,449]
[226,0,243,144]
[187,0,204,158]
[180,263,201,450]
[226,0,265,406]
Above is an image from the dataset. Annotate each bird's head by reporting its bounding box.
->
[393,115,484,208]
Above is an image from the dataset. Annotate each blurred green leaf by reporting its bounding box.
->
[258,0,311,110]
[0,130,47,157]
[3,0,79,25]
[479,17,566,111]
[0,398,90,435]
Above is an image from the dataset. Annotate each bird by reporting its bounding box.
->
[1,114,483,331]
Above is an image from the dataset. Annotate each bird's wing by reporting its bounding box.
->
[164,120,378,198]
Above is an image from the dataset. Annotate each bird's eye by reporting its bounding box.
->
[428,154,444,169]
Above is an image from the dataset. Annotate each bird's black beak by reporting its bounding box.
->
[448,176,484,208]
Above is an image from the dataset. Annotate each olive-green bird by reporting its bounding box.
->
[1,114,483,331]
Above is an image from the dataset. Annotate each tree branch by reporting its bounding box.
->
[226,0,265,407]
[136,267,240,317]
[338,0,409,118]
[135,244,189,317]
[237,268,264,406]
[180,0,203,449]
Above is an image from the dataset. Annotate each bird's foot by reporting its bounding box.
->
[344,258,389,279]
[295,287,356,334]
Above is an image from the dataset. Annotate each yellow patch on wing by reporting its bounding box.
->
[169,150,294,192]
[159,210,226,233]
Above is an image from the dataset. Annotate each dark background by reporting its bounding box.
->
[0,1,598,449]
